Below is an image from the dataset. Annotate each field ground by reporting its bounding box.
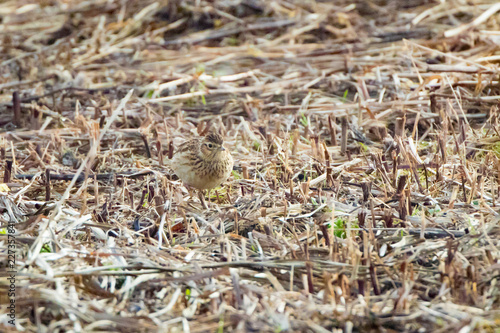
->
[1,0,500,332]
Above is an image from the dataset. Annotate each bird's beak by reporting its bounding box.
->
[219,146,225,151]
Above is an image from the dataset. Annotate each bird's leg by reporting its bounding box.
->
[198,190,208,209]
[185,186,195,200]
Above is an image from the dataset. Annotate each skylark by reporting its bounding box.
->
[171,132,233,206]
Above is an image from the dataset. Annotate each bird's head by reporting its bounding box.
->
[200,132,226,160]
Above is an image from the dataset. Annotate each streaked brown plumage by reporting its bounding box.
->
[171,133,233,191]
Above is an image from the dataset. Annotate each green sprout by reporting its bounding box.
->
[358,142,368,152]
[40,243,52,253]
[331,218,359,239]
[144,90,155,99]
[342,89,349,102]
[491,141,500,158]
[300,113,309,127]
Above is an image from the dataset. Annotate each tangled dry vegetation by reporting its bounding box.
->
[1,0,500,332]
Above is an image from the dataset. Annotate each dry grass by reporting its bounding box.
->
[1,0,500,332]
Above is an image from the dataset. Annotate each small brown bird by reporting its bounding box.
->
[171,132,233,206]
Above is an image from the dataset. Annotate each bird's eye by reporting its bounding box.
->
[208,143,213,148]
